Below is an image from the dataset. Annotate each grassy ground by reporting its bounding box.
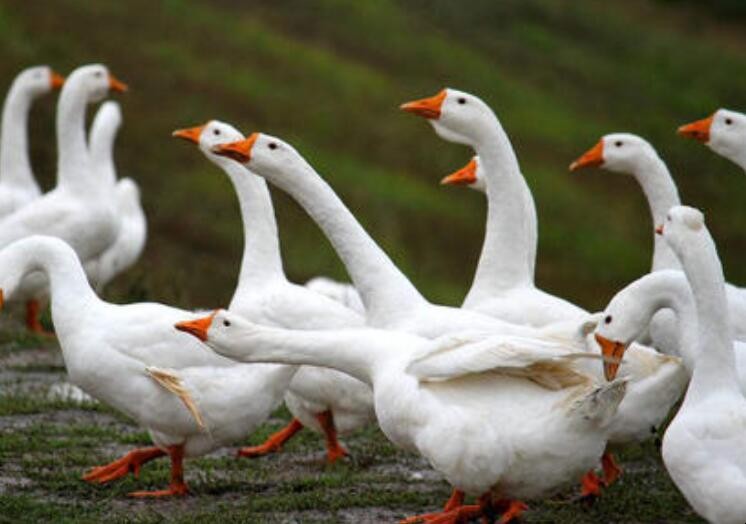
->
[0,327,703,523]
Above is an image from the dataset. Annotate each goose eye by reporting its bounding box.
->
[604,315,612,324]
[457,97,466,105]
[615,141,623,147]
[213,129,220,136]
[725,118,733,125]
[94,71,102,78]
[223,320,231,327]
[268,142,277,150]
[667,215,671,221]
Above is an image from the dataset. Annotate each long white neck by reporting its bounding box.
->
[626,271,698,371]
[726,145,746,173]
[56,80,96,191]
[678,232,739,405]
[0,79,41,192]
[464,116,536,305]
[212,324,405,386]
[88,104,119,188]
[263,159,427,324]
[0,238,99,336]
[630,152,681,271]
[220,161,286,304]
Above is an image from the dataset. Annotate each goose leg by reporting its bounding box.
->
[25,299,53,336]
[83,446,165,484]
[399,489,466,523]
[129,444,188,497]
[601,452,622,486]
[315,409,348,463]
[579,469,603,500]
[237,418,304,458]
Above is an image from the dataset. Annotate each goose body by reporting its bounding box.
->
[173,121,374,460]
[0,235,293,496]
[401,89,588,327]
[83,101,146,292]
[179,308,626,520]
[0,66,63,218]
[571,132,746,341]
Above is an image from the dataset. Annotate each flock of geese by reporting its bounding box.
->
[2,62,746,524]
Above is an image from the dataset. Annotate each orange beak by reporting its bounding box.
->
[0,288,4,310]
[677,115,714,143]
[175,311,216,342]
[50,71,65,90]
[172,125,206,145]
[569,140,605,171]
[108,74,128,93]
[212,133,259,163]
[655,224,664,236]
[441,158,478,186]
[595,333,627,381]
[400,89,447,119]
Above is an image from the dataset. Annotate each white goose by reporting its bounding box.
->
[679,109,746,173]
[173,121,373,463]
[212,132,561,340]
[0,235,294,497]
[177,308,626,524]
[84,101,147,292]
[0,66,63,218]
[598,206,746,524]
[400,89,588,327]
[0,64,125,333]
[594,269,746,392]
[570,133,746,341]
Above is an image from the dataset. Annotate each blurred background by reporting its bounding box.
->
[2,0,745,312]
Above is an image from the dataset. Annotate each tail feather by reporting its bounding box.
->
[146,366,205,430]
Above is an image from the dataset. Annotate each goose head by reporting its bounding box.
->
[678,109,746,168]
[211,132,306,183]
[14,66,65,97]
[66,64,127,104]
[400,88,495,146]
[172,120,244,168]
[570,133,656,175]
[175,309,248,361]
[656,205,706,259]
[593,280,666,381]
[440,156,486,192]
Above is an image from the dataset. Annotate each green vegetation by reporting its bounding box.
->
[0,0,743,311]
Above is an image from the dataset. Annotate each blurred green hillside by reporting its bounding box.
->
[0,0,745,311]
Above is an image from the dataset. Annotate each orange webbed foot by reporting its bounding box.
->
[83,447,165,484]
[237,418,304,459]
[579,469,603,502]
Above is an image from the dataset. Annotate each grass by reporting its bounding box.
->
[0,341,704,523]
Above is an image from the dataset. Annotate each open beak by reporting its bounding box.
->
[50,71,65,90]
[569,140,604,171]
[212,133,258,163]
[594,333,627,381]
[400,90,447,119]
[172,125,205,145]
[655,224,664,236]
[677,115,713,143]
[108,74,128,93]
[441,158,478,186]
[175,312,216,342]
